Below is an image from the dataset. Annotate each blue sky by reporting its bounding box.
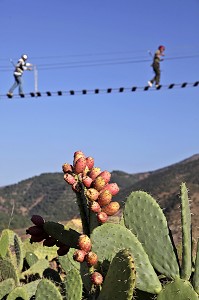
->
[0,0,199,187]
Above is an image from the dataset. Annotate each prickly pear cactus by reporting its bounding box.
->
[0,278,15,299]
[0,229,10,258]
[21,258,49,279]
[180,182,192,280]
[157,277,198,300]
[6,287,29,300]
[64,268,83,300]
[24,151,199,300]
[0,257,19,285]
[91,223,162,294]
[35,278,62,300]
[123,191,180,279]
[98,249,136,300]
[192,238,199,294]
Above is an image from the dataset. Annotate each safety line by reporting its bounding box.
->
[0,81,198,100]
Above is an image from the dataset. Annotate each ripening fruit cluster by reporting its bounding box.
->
[73,234,103,286]
[63,151,120,223]
[26,215,70,256]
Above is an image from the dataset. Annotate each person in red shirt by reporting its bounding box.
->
[148,45,165,88]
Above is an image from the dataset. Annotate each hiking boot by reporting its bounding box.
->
[7,92,13,98]
[148,81,153,87]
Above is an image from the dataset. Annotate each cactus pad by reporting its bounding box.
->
[98,249,136,300]
[192,238,199,294]
[91,223,162,294]
[59,248,80,273]
[0,278,15,299]
[21,258,49,278]
[35,278,62,300]
[0,258,19,285]
[124,191,179,278]
[64,268,83,300]
[0,229,9,258]
[157,277,198,300]
[7,287,29,300]
[180,183,192,280]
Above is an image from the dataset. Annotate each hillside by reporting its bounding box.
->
[0,154,199,246]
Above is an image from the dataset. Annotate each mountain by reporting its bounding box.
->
[0,154,199,246]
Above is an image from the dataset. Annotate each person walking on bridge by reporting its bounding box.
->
[148,45,165,88]
[7,54,32,97]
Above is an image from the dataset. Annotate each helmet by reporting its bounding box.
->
[21,54,28,60]
[158,45,165,51]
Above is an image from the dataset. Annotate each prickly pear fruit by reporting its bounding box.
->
[82,175,93,188]
[86,156,94,169]
[73,151,85,164]
[73,249,86,263]
[102,202,120,216]
[93,176,106,191]
[89,167,101,180]
[86,188,100,201]
[91,272,103,285]
[90,201,101,213]
[101,183,119,196]
[98,190,112,206]
[85,251,98,266]
[99,171,111,184]
[78,235,92,253]
[31,215,45,226]
[97,211,108,223]
[74,157,87,174]
[64,173,76,185]
[62,163,73,173]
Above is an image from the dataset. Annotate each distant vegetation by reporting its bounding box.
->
[0,154,199,243]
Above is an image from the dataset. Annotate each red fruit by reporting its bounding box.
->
[85,251,98,266]
[26,225,44,236]
[82,176,93,188]
[62,163,73,173]
[73,249,86,263]
[64,173,76,185]
[98,190,112,207]
[98,171,111,184]
[86,188,99,201]
[91,272,103,285]
[92,176,106,191]
[102,202,120,216]
[78,234,92,253]
[90,201,101,213]
[73,151,85,164]
[74,157,87,174]
[97,211,108,223]
[88,167,101,180]
[101,183,119,196]
[86,156,94,169]
[31,215,45,226]
[43,237,57,247]
[57,245,70,256]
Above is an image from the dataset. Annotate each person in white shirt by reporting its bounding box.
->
[7,54,32,97]
[148,45,165,88]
